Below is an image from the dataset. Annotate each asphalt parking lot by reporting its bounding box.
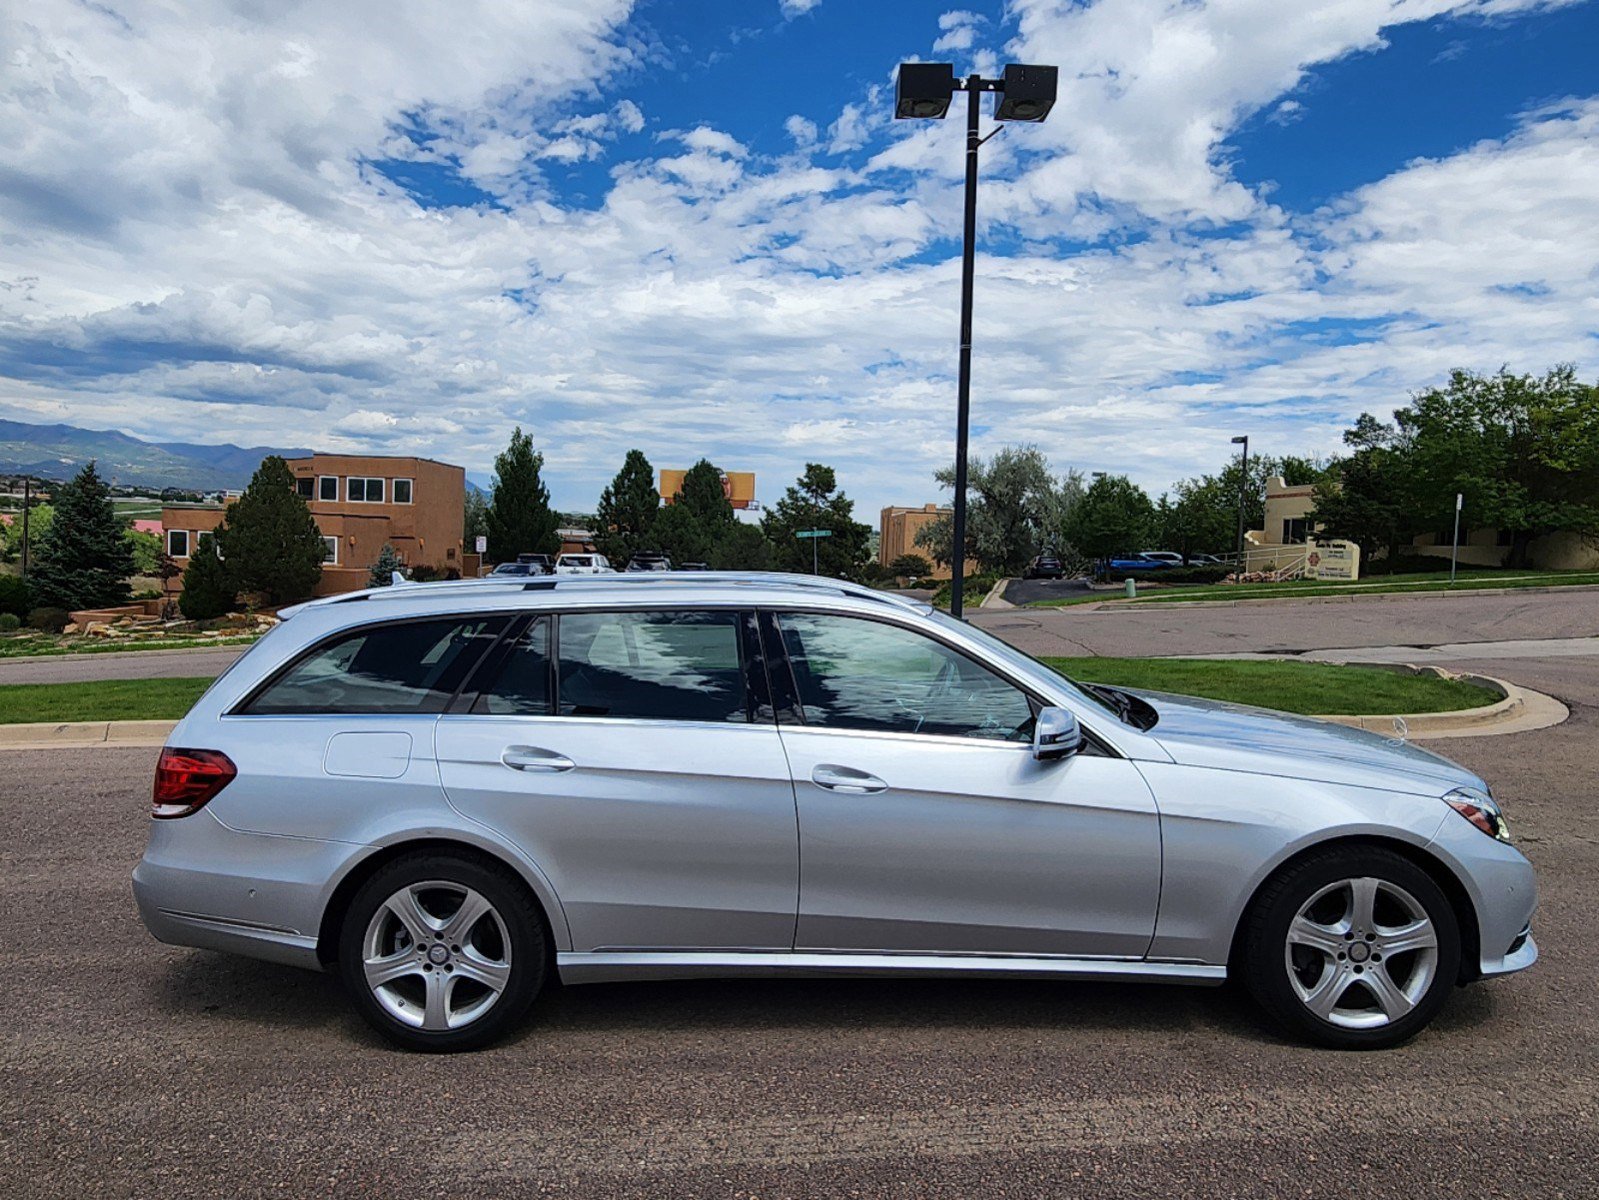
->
[2,598,1597,1197]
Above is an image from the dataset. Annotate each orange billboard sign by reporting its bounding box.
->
[659,469,756,510]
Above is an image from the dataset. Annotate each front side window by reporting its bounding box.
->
[348,477,385,503]
[558,611,748,723]
[167,529,190,558]
[775,613,1034,742]
[392,478,413,504]
[243,616,505,715]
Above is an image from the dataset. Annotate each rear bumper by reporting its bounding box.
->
[132,811,360,971]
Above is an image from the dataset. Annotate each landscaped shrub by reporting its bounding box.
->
[408,563,439,582]
[1147,565,1231,585]
[0,613,20,632]
[27,606,70,633]
[0,573,32,618]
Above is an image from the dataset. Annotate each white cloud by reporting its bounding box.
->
[779,0,824,17]
[0,0,1594,522]
[933,10,986,53]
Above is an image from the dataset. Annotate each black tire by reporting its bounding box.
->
[337,851,547,1052]
[1242,845,1460,1050]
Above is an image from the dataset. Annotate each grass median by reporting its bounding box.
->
[1031,568,1599,607]
[0,659,1498,725]
[1043,656,1497,716]
[0,677,214,724]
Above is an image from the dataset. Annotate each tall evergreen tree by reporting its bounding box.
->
[368,542,405,587]
[30,461,135,610]
[178,533,236,619]
[486,427,560,562]
[594,450,660,563]
[761,463,872,580]
[214,456,326,604]
[675,459,737,535]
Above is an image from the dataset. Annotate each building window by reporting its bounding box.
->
[392,478,413,504]
[347,477,385,503]
[295,478,314,499]
[1282,518,1309,544]
[318,476,338,501]
[321,535,339,564]
[167,529,190,558]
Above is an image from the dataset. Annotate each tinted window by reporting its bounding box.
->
[776,613,1033,742]
[473,618,551,715]
[245,616,505,714]
[558,611,748,723]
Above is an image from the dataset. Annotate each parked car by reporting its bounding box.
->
[1024,555,1066,579]
[1139,551,1186,566]
[679,561,710,571]
[1107,554,1170,571]
[554,553,612,575]
[488,561,542,578]
[134,572,1535,1053]
[625,553,672,572]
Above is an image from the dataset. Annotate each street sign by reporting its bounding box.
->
[474,535,487,554]
[794,529,832,538]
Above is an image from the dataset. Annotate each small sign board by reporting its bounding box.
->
[1306,539,1359,581]
[795,529,833,539]
[474,535,487,554]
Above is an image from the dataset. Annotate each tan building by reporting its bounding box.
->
[879,504,974,580]
[162,453,465,597]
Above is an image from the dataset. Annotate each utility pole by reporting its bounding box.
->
[1231,436,1250,571]
[20,476,31,579]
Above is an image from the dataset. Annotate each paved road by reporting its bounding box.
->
[974,588,1599,659]
[0,646,246,685]
[1000,576,1094,606]
[2,650,1596,1196]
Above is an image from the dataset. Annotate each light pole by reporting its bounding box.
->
[1450,492,1463,584]
[896,61,1058,618]
[1231,435,1249,571]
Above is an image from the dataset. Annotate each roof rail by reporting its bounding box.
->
[291,571,929,613]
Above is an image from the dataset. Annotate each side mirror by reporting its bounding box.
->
[1033,706,1084,760]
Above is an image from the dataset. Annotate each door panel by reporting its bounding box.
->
[780,728,1162,957]
[436,717,799,952]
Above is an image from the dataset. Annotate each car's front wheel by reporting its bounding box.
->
[1243,846,1460,1049]
[338,851,547,1052]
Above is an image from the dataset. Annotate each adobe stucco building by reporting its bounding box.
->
[163,454,466,597]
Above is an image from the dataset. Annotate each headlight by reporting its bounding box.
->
[1444,786,1512,844]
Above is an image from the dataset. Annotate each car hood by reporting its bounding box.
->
[1126,689,1484,796]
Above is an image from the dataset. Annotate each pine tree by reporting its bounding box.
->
[30,461,136,610]
[486,427,560,562]
[179,533,236,620]
[214,456,326,605]
[761,463,872,580]
[368,542,405,587]
[676,459,736,534]
[594,449,660,563]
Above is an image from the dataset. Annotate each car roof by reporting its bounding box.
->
[277,571,932,620]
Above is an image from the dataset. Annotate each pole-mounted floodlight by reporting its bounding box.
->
[895,60,1059,618]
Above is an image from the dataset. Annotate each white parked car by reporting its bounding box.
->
[554,553,612,575]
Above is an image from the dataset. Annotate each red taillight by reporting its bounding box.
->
[152,748,237,819]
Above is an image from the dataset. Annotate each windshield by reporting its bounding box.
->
[923,609,1129,722]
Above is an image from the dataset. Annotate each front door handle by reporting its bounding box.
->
[811,764,887,794]
[501,746,575,773]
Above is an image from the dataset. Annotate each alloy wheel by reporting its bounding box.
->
[361,880,512,1032]
[1283,876,1440,1030]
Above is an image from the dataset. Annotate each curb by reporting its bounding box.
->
[0,719,176,750]
[1080,581,1599,612]
[979,578,1015,609]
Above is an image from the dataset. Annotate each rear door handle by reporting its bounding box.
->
[501,746,575,773]
[811,764,887,794]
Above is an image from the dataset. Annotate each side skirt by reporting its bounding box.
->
[556,950,1227,987]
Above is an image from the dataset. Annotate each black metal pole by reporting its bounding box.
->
[950,76,981,619]
[20,477,30,579]
[1234,437,1249,568]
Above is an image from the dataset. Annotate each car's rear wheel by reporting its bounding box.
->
[1243,846,1460,1049]
[338,851,546,1052]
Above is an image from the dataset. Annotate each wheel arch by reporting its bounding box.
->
[1226,834,1482,985]
[316,837,565,968]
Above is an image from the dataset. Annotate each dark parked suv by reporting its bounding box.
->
[1025,555,1066,579]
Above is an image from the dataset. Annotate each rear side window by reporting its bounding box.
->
[557,611,749,723]
[242,616,506,715]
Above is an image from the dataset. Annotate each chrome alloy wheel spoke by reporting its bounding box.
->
[362,880,512,1032]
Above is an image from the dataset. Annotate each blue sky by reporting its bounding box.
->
[2,0,1597,515]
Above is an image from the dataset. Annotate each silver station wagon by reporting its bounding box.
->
[134,573,1536,1052]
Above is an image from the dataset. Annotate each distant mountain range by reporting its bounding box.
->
[0,419,313,491]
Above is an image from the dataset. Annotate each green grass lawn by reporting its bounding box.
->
[0,660,1496,724]
[1042,656,1497,716]
[0,677,214,724]
[1032,568,1599,607]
